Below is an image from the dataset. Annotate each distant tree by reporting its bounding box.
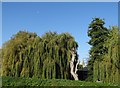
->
[82,60,85,68]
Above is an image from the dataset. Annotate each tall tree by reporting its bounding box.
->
[87,18,109,81]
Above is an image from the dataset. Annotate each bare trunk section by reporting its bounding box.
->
[70,48,79,80]
[75,60,79,74]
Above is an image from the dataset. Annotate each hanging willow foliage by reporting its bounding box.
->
[92,26,120,84]
[102,26,120,84]
[2,31,78,79]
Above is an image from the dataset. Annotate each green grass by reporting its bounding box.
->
[2,76,120,87]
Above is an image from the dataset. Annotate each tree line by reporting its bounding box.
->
[87,18,120,84]
[1,18,120,84]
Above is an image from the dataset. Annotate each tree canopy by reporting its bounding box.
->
[2,31,78,79]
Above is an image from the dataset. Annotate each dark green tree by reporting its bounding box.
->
[87,18,109,81]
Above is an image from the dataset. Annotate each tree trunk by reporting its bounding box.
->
[70,48,79,80]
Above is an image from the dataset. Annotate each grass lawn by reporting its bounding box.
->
[2,76,120,87]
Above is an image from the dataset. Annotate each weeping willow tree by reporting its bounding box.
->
[2,31,79,79]
[101,26,120,84]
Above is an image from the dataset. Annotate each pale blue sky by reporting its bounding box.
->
[0,2,2,49]
[2,2,118,63]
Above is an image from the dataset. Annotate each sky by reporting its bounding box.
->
[0,2,2,49]
[2,0,120,2]
[2,2,118,63]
